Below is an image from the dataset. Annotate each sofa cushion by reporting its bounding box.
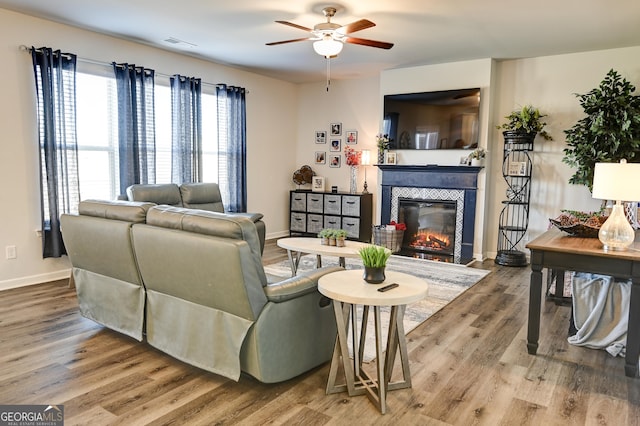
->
[180,182,225,212]
[78,199,154,223]
[127,183,183,206]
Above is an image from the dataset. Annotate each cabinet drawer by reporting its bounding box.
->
[290,192,306,211]
[290,212,306,232]
[342,217,361,239]
[323,215,341,230]
[307,193,324,213]
[307,214,324,234]
[324,194,341,215]
[342,196,361,217]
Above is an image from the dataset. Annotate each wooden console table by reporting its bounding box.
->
[526,227,640,377]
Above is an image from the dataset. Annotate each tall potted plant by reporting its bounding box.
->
[562,69,640,192]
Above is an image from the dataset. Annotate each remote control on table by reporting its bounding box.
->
[377,283,399,292]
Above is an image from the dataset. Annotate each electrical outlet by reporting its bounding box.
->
[6,245,17,260]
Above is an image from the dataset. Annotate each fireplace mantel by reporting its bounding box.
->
[377,165,483,263]
[376,165,482,189]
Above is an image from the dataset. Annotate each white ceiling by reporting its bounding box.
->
[2,0,640,84]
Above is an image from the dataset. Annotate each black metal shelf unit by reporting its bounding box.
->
[495,136,534,266]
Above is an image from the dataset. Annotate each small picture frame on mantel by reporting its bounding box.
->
[385,152,397,165]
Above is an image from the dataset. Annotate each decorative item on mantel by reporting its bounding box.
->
[344,146,361,194]
[467,148,487,167]
[376,134,390,164]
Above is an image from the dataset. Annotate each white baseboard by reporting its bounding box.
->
[266,230,290,240]
[0,269,72,291]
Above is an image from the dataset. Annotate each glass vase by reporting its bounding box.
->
[377,149,385,164]
[349,166,358,194]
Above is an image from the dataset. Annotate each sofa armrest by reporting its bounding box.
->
[264,266,343,303]
[227,212,264,223]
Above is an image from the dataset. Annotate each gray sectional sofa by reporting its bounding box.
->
[61,199,341,383]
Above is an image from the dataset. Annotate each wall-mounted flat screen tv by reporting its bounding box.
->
[383,88,480,150]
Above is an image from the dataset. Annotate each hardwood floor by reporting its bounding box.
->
[1,239,639,425]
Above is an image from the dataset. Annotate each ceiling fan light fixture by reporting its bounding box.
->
[313,36,343,57]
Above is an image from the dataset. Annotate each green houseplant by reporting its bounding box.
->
[358,245,392,284]
[496,104,553,141]
[562,69,640,191]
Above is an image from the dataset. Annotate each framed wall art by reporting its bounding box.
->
[330,138,341,152]
[315,130,326,144]
[315,151,326,165]
[330,122,342,136]
[345,130,357,144]
[329,155,341,168]
[312,176,325,192]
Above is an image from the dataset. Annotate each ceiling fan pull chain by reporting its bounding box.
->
[326,57,331,92]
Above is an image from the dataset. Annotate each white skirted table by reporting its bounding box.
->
[318,269,428,414]
[277,237,370,276]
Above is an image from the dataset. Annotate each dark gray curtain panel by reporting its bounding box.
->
[170,75,202,183]
[113,63,156,196]
[216,84,247,212]
[31,47,79,258]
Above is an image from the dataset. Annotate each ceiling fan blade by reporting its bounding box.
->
[339,19,375,34]
[275,20,312,33]
[266,38,311,46]
[345,37,394,50]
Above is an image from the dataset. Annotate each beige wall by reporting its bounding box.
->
[0,8,298,288]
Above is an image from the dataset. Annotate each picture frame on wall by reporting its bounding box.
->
[330,122,342,136]
[312,176,325,192]
[315,151,326,165]
[315,131,326,144]
[329,155,341,168]
[385,152,397,165]
[330,138,341,152]
[345,130,357,144]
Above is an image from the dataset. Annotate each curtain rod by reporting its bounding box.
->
[19,45,233,90]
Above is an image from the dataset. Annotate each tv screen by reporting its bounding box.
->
[383,88,480,150]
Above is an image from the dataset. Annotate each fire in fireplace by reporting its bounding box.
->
[398,198,457,258]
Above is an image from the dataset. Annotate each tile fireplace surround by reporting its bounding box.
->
[378,165,483,264]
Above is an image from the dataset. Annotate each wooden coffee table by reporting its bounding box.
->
[277,237,370,276]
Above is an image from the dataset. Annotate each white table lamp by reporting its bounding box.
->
[361,149,370,194]
[591,159,640,251]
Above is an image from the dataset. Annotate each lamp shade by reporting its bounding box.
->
[361,149,371,166]
[313,36,343,57]
[592,160,640,202]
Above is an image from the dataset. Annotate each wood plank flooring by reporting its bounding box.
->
[1,238,639,425]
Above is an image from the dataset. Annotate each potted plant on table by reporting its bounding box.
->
[358,245,392,284]
[318,228,332,245]
[334,229,348,247]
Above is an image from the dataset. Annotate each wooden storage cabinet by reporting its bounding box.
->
[289,190,372,242]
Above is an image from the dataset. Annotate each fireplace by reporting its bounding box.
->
[378,165,482,264]
[398,198,457,257]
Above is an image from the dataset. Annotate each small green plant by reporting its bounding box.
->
[334,229,347,238]
[496,105,553,140]
[318,229,332,238]
[468,148,487,160]
[358,245,391,268]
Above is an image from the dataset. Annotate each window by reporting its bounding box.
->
[76,70,219,200]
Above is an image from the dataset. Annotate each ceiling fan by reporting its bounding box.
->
[266,7,394,58]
